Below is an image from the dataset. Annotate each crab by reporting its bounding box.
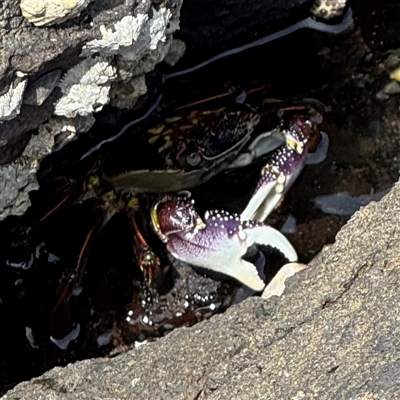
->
[150,106,323,291]
[2,95,324,348]
[102,101,287,194]
[151,193,297,291]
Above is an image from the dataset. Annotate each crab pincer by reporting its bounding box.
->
[151,194,297,291]
[241,109,323,222]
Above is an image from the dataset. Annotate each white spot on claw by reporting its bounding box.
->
[238,227,247,240]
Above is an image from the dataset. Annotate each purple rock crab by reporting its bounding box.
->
[2,95,324,348]
[0,0,351,352]
[151,194,297,291]
[150,105,324,291]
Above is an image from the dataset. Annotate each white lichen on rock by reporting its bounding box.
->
[66,7,175,115]
[0,75,27,121]
[0,1,183,220]
[82,7,172,60]
[55,56,117,117]
[0,130,52,219]
[0,114,95,220]
[82,14,149,56]
[20,0,92,27]
[149,7,172,50]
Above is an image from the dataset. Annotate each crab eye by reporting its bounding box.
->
[186,152,201,166]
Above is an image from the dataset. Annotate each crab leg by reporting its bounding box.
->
[241,95,321,224]
[241,131,308,222]
[228,127,287,168]
[127,197,167,289]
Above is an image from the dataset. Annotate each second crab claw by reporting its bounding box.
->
[151,194,297,291]
[241,108,323,222]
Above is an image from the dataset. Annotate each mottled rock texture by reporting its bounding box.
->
[0,0,181,219]
[20,0,92,27]
[3,178,400,400]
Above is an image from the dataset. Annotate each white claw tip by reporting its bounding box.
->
[262,262,307,299]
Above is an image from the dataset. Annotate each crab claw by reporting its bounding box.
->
[240,131,308,222]
[152,197,297,291]
[241,110,321,222]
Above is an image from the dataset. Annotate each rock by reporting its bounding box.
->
[261,262,308,299]
[110,75,148,110]
[0,73,27,121]
[310,0,347,20]
[20,0,92,27]
[0,0,182,218]
[23,69,62,106]
[164,39,187,66]
[55,56,117,117]
[390,67,400,82]
[175,0,313,62]
[3,180,400,399]
[375,90,389,101]
[383,80,400,95]
[0,114,95,220]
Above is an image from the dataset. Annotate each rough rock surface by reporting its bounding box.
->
[0,0,182,219]
[20,0,92,27]
[4,179,400,399]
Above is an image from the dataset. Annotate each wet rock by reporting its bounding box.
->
[3,180,400,399]
[375,90,389,101]
[20,0,91,27]
[175,0,313,63]
[0,114,94,220]
[23,70,62,106]
[383,80,400,95]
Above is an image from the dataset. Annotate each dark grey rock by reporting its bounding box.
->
[0,0,182,218]
[23,69,62,106]
[383,80,400,95]
[3,180,400,399]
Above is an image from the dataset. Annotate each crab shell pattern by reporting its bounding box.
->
[108,107,262,194]
[151,196,297,291]
[148,108,261,169]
